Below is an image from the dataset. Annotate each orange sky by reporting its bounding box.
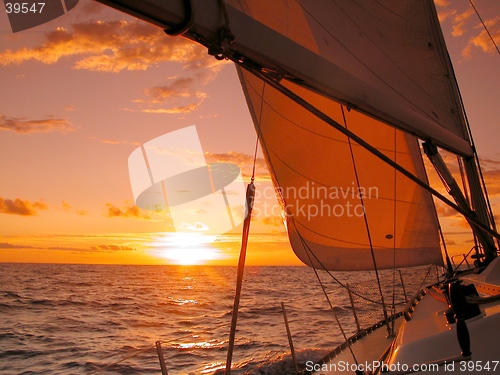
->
[0,0,499,266]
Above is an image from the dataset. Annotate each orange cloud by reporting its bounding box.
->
[463,15,500,56]
[0,197,48,216]
[130,74,215,114]
[205,151,269,180]
[138,103,202,114]
[143,77,207,101]
[0,20,220,73]
[437,1,500,57]
[61,200,89,216]
[262,215,285,227]
[105,202,150,219]
[0,115,75,134]
[478,158,500,196]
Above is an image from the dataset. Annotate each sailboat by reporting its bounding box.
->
[96,1,500,373]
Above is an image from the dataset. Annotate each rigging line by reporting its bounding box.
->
[458,156,481,250]
[439,223,454,274]
[469,0,500,55]
[437,0,498,241]
[291,216,384,306]
[298,228,361,367]
[391,126,398,332]
[340,105,392,336]
[251,136,259,182]
[232,59,500,243]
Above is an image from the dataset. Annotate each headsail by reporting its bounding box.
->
[239,69,443,271]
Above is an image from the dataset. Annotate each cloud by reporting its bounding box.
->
[205,151,270,180]
[0,242,35,249]
[0,20,221,73]
[138,103,202,114]
[105,202,151,219]
[463,15,500,56]
[61,200,89,215]
[87,136,139,146]
[130,75,213,115]
[48,246,88,251]
[451,7,475,37]
[90,244,135,251]
[436,1,500,57]
[0,197,48,216]
[0,115,75,134]
[143,77,208,102]
[262,215,285,227]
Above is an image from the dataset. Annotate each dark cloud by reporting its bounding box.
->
[90,244,135,251]
[0,197,48,216]
[205,151,270,180]
[105,203,150,219]
[0,242,34,249]
[0,115,75,134]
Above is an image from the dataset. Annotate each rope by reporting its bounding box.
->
[340,105,392,335]
[299,230,361,368]
[225,134,259,374]
[251,137,259,182]
[468,0,500,55]
[390,126,397,334]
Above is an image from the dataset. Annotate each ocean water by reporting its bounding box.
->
[0,264,434,375]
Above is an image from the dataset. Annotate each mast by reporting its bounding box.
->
[423,142,497,264]
[424,0,498,264]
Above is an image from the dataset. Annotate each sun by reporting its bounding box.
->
[149,232,225,265]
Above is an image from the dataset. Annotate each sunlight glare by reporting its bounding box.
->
[150,233,225,265]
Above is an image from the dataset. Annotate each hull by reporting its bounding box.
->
[311,258,500,374]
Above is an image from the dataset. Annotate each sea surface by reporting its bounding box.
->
[0,264,435,375]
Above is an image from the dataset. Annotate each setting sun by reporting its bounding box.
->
[149,232,226,265]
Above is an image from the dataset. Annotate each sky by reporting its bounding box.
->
[0,0,499,266]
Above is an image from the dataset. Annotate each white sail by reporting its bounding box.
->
[239,69,443,270]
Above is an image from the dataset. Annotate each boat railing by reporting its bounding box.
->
[346,266,436,331]
[451,253,472,269]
